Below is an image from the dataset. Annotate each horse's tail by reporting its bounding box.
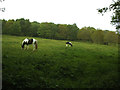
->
[35,41,37,49]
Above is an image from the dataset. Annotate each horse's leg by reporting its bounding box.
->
[33,44,35,51]
[27,45,29,50]
[69,45,71,47]
[66,44,68,47]
[25,45,27,50]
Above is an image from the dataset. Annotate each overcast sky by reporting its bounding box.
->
[1,0,117,31]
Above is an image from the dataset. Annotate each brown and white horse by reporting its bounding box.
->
[21,38,37,51]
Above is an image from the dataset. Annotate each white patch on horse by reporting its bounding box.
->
[66,44,68,47]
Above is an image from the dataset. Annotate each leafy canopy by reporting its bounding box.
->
[97,0,120,30]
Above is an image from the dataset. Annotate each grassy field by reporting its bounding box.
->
[2,35,119,89]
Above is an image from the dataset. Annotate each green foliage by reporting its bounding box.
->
[104,31,118,44]
[2,19,7,34]
[37,22,58,39]
[11,21,21,35]
[56,24,69,40]
[91,30,104,44]
[2,18,118,45]
[2,35,119,89]
[77,27,94,41]
[67,23,79,40]
[30,22,40,37]
[16,18,31,36]
[3,20,14,35]
[98,0,120,29]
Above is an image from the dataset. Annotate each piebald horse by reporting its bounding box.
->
[21,38,37,51]
[66,42,73,47]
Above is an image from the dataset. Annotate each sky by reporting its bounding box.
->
[0,0,117,31]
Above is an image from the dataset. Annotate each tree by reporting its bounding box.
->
[48,23,58,39]
[11,21,21,35]
[67,23,79,40]
[3,20,14,35]
[98,0,120,30]
[77,27,90,41]
[104,31,118,44]
[91,30,104,44]
[16,18,31,36]
[2,19,7,34]
[77,27,95,42]
[56,24,69,40]
[37,22,58,39]
[30,21,40,37]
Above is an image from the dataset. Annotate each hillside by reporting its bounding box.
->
[2,35,119,89]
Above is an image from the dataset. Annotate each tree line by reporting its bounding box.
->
[2,18,120,45]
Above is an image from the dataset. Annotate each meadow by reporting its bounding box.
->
[2,35,119,89]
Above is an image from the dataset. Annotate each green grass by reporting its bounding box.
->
[2,35,119,89]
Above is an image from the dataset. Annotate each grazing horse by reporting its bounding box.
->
[22,38,37,50]
[66,42,73,47]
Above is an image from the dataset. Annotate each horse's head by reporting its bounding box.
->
[21,42,25,49]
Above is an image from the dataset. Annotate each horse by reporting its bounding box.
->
[21,38,37,51]
[66,42,73,47]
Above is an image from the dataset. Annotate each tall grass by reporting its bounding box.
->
[2,35,119,89]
